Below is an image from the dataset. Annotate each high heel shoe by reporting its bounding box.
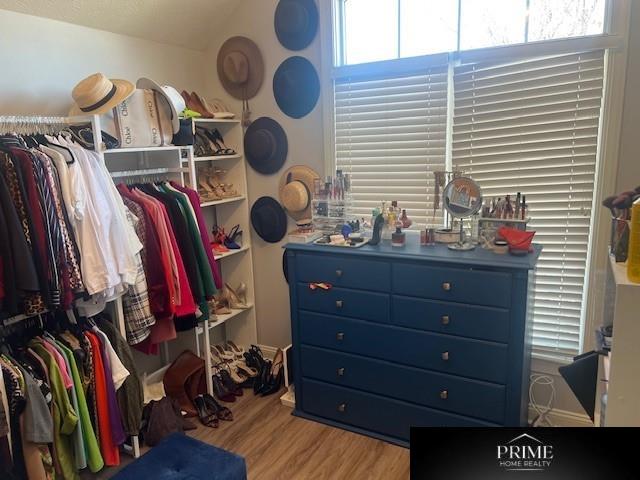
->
[202,393,233,421]
[369,213,385,246]
[182,91,213,118]
[259,349,285,396]
[225,283,250,309]
[213,129,237,155]
[212,369,236,402]
[224,224,242,250]
[191,91,216,118]
[253,358,272,395]
[218,367,243,396]
[194,395,219,428]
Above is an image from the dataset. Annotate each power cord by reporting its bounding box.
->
[529,373,556,427]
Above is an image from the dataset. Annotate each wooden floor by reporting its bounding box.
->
[92,389,409,479]
[189,390,409,480]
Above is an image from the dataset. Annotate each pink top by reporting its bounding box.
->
[40,338,73,389]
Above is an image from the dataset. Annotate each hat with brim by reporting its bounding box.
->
[275,0,319,51]
[136,78,186,134]
[279,165,320,221]
[217,36,264,101]
[273,56,320,119]
[251,196,288,243]
[244,117,288,175]
[70,73,135,115]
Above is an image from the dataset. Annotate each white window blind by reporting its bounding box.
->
[335,66,448,227]
[452,51,605,357]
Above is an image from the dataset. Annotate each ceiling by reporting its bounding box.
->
[0,0,240,50]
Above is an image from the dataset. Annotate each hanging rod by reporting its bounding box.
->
[110,167,189,178]
[0,115,93,135]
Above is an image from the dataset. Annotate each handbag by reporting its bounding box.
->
[114,89,172,147]
[141,397,185,447]
[66,124,120,150]
[172,118,195,146]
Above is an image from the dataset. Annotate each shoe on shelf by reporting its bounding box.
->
[211,225,231,253]
[182,90,213,118]
[224,224,242,250]
[191,91,216,118]
[225,283,250,309]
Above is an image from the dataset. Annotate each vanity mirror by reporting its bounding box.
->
[442,176,482,251]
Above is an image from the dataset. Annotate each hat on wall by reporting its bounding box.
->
[217,36,264,101]
[70,73,135,115]
[251,196,288,243]
[273,56,320,119]
[279,165,320,222]
[275,0,319,51]
[244,117,288,175]
[136,78,186,134]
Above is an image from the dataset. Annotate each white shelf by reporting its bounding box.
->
[200,195,245,207]
[194,118,240,124]
[196,304,254,333]
[213,244,250,260]
[188,154,242,162]
[609,256,640,287]
[104,145,186,154]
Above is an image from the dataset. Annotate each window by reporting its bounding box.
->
[337,0,606,66]
[330,0,612,359]
[335,65,448,227]
[452,51,605,356]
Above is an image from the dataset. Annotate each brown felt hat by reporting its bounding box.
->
[217,36,264,101]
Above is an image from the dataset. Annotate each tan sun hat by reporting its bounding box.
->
[279,165,320,221]
[217,36,264,100]
[69,73,135,115]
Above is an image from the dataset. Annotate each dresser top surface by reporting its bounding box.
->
[286,235,542,270]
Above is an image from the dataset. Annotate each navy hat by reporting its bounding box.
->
[275,0,319,51]
[244,117,288,175]
[251,197,288,243]
[273,56,320,119]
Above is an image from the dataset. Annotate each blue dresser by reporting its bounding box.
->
[285,239,541,446]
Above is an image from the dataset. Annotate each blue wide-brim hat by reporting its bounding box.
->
[251,196,288,243]
[274,0,319,51]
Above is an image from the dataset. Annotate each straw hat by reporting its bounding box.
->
[217,36,264,100]
[279,165,320,221]
[70,73,135,115]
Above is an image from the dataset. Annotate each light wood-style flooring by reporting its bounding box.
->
[93,389,409,479]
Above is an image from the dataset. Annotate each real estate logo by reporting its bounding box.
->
[497,433,554,472]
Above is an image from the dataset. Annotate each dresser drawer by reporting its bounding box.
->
[297,284,390,323]
[295,254,390,292]
[299,312,508,383]
[392,264,511,308]
[301,345,505,423]
[393,296,510,343]
[301,379,496,440]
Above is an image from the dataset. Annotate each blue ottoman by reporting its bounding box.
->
[113,433,247,480]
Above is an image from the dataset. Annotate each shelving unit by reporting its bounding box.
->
[189,117,258,382]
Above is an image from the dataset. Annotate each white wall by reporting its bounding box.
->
[0,9,205,115]
[204,0,324,348]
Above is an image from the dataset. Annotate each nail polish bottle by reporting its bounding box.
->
[391,227,405,247]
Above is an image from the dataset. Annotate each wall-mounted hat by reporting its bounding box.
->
[136,78,186,134]
[70,73,135,115]
[275,0,319,51]
[251,196,288,243]
[273,56,320,119]
[217,36,264,101]
[279,165,320,222]
[244,117,288,175]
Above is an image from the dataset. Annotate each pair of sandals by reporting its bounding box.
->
[193,393,233,428]
[181,91,235,119]
[211,225,242,252]
[197,168,239,201]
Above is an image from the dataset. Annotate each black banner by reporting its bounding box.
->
[411,428,639,479]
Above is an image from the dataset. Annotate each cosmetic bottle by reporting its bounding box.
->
[627,198,640,283]
[391,227,405,247]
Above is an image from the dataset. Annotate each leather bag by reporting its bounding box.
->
[163,350,206,417]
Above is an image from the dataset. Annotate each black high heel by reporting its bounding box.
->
[213,129,237,155]
[260,349,285,396]
[202,393,233,421]
[212,370,236,403]
[218,367,243,397]
[194,395,219,428]
[254,359,272,395]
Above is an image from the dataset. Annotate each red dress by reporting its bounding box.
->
[86,331,120,466]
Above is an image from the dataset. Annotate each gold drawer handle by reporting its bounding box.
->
[337,367,345,377]
[336,332,345,341]
[441,315,450,325]
[441,351,449,361]
[440,390,448,400]
[442,282,452,291]
[336,269,343,278]
[336,300,344,308]
[337,403,347,413]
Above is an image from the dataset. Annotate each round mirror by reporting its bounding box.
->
[442,177,482,251]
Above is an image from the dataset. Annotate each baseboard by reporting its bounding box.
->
[528,406,593,427]
[258,344,279,359]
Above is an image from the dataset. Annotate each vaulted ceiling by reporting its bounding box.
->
[0,0,240,50]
